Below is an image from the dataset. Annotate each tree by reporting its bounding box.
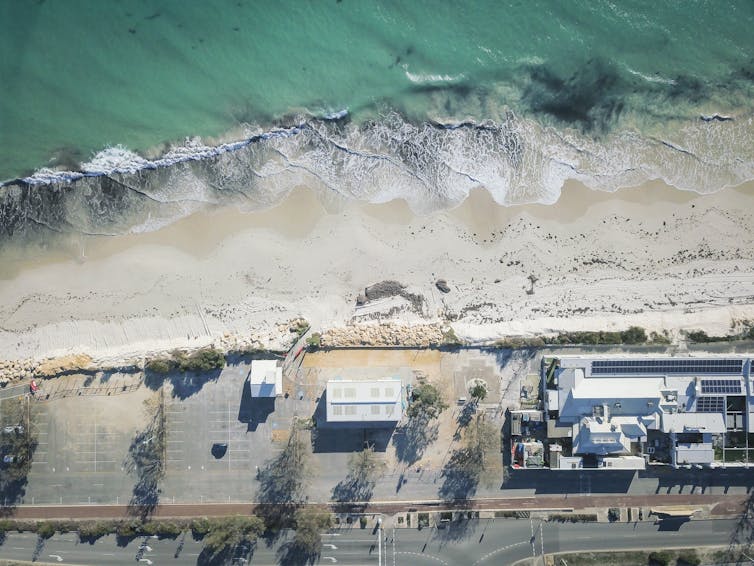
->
[406,383,448,420]
[469,382,487,403]
[394,382,446,465]
[331,446,385,510]
[294,508,331,553]
[257,428,310,505]
[201,516,264,564]
[0,397,38,505]
[256,423,313,535]
[439,417,501,500]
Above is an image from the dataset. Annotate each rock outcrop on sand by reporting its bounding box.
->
[321,323,445,347]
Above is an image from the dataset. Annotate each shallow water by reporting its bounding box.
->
[1,0,753,241]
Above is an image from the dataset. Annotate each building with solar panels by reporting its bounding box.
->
[541,355,752,470]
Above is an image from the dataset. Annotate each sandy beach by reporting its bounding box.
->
[0,179,753,365]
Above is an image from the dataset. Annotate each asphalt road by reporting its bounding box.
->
[0,517,748,565]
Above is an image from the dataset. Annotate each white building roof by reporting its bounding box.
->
[249,360,283,397]
[661,412,725,434]
[326,378,403,423]
[557,367,663,422]
[572,416,646,456]
[675,443,714,465]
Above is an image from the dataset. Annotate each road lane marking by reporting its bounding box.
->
[396,551,448,565]
[472,541,528,565]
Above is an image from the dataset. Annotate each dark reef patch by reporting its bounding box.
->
[522,59,625,133]
[667,75,707,103]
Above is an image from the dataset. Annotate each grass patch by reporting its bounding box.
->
[725,449,747,463]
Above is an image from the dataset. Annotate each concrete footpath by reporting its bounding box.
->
[2,493,749,520]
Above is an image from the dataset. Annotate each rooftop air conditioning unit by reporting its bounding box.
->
[646,447,655,454]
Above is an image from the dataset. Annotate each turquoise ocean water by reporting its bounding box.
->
[1,0,753,238]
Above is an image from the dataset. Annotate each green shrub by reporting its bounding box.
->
[677,550,701,565]
[177,348,226,372]
[53,521,78,533]
[146,347,226,374]
[115,520,141,539]
[686,329,747,343]
[155,521,183,538]
[190,517,212,539]
[551,327,648,345]
[407,383,448,420]
[621,326,647,344]
[78,521,115,542]
[0,519,14,533]
[306,332,321,349]
[648,550,672,566]
[145,358,173,374]
[649,331,671,345]
[36,522,56,539]
[141,522,159,536]
[441,327,463,347]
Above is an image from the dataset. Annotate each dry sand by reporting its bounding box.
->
[1,179,753,364]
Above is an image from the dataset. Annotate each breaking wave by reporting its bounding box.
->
[1,108,753,241]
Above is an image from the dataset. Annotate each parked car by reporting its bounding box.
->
[2,425,24,435]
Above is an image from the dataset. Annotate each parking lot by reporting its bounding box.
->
[159,361,309,503]
[22,386,153,505]
[3,348,545,506]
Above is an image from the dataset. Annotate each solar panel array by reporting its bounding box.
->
[695,396,725,413]
[591,359,743,375]
[700,379,742,395]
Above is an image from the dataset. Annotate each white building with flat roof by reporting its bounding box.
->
[249,360,283,397]
[543,355,752,469]
[325,378,403,426]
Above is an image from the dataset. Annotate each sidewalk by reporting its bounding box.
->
[2,493,749,521]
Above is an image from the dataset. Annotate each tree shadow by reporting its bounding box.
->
[255,433,309,544]
[456,402,477,429]
[144,369,222,400]
[435,512,480,547]
[331,473,375,514]
[197,541,256,566]
[728,487,754,561]
[31,535,45,562]
[392,415,439,465]
[277,540,318,566]
[124,397,165,520]
[438,448,480,502]
[0,399,38,509]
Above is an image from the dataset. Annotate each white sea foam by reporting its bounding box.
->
[5,111,753,236]
[625,66,676,85]
[404,69,465,83]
